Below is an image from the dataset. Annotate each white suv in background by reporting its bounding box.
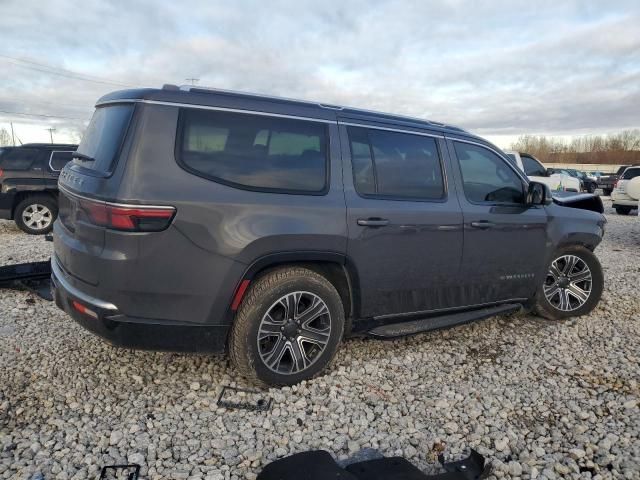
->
[611,166,640,215]
[504,151,581,192]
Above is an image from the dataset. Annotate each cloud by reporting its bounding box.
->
[0,0,638,145]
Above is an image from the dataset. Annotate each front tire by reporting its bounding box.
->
[229,267,345,386]
[534,245,603,320]
[14,195,57,234]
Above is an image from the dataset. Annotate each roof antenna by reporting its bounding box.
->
[185,78,200,86]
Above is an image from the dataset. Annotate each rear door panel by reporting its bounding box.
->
[340,122,464,319]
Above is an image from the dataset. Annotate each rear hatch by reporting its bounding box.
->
[56,103,135,285]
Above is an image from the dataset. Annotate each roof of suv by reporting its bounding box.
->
[11,143,78,149]
[96,85,481,140]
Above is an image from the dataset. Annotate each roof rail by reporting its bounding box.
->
[160,84,469,133]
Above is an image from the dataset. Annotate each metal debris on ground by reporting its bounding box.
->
[99,464,141,480]
[217,386,272,412]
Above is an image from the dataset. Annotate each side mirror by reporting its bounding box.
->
[526,181,552,206]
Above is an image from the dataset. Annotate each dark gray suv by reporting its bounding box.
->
[52,85,606,385]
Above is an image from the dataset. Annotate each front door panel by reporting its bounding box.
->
[446,138,549,305]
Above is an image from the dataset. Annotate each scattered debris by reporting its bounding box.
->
[99,464,140,480]
[257,449,490,479]
[217,386,272,412]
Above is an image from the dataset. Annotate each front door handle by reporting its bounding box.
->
[357,218,389,227]
[470,220,494,229]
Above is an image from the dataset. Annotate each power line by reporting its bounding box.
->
[0,54,135,88]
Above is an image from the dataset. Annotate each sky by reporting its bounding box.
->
[0,0,638,149]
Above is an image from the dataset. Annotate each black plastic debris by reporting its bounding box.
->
[0,260,53,301]
[257,449,490,480]
[217,386,272,412]
[99,464,140,480]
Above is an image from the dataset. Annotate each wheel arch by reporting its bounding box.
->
[230,251,362,333]
[11,189,58,218]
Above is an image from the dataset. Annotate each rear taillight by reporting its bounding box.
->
[613,180,619,189]
[76,197,175,232]
[0,168,3,178]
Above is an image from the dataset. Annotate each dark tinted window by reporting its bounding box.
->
[0,148,40,170]
[74,104,134,174]
[49,151,74,171]
[347,127,444,200]
[521,155,546,176]
[622,168,640,180]
[454,142,524,204]
[178,109,327,193]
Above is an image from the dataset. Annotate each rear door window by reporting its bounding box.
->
[178,109,328,193]
[622,168,640,180]
[347,127,445,200]
[520,155,546,176]
[49,151,74,171]
[0,148,40,170]
[73,104,134,174]
[453,142,525,204]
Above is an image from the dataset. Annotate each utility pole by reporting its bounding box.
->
[185,77,200,85]
[46,127,56,144]
[10,122,15,146]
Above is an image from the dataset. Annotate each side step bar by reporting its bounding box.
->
[367,303,521,339]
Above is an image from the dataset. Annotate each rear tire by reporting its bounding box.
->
[14,194,57,235]
[603,188,612,196]
[615,206,632,215]
[534,245,603,320]
[229,266,345,386]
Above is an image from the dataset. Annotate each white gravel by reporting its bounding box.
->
[1,199,639,480]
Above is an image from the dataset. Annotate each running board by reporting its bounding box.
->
[367,303,521,339]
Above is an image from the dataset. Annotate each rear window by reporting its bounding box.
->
[177,108,328,193]
[0,147,40,170]
[49,151,74,171]
[622,168,640,180]
[73,104,134,174]
[521,155,546,177]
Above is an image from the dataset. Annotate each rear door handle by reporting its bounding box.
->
[470,221,494,229]
[357,218,389,227]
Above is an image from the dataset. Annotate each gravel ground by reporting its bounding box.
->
[1,199,639,480]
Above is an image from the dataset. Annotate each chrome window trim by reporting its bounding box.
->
[48,150,75,172]
[339,121,444,139]
[95,99,336,124]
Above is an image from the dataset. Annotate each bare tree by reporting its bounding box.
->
[510,130,640,165]
[0,127,11,147]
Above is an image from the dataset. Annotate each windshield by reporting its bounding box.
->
[74,104,134,174]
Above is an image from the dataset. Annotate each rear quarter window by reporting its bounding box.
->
[177,108,328,194]
[49,151,74,171]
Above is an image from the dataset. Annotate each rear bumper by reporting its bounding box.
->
[611,191,637,207]
[0,209,11,220]
[51,258,229,353]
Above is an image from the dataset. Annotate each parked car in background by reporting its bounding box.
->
[51,85,606,386]
[597,165,630,196]
[504,151,581,192]
[0,143,77,234]
[611,166,640,215]
[557,169,598,194]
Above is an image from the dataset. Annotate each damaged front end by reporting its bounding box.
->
[551,191,604,214]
